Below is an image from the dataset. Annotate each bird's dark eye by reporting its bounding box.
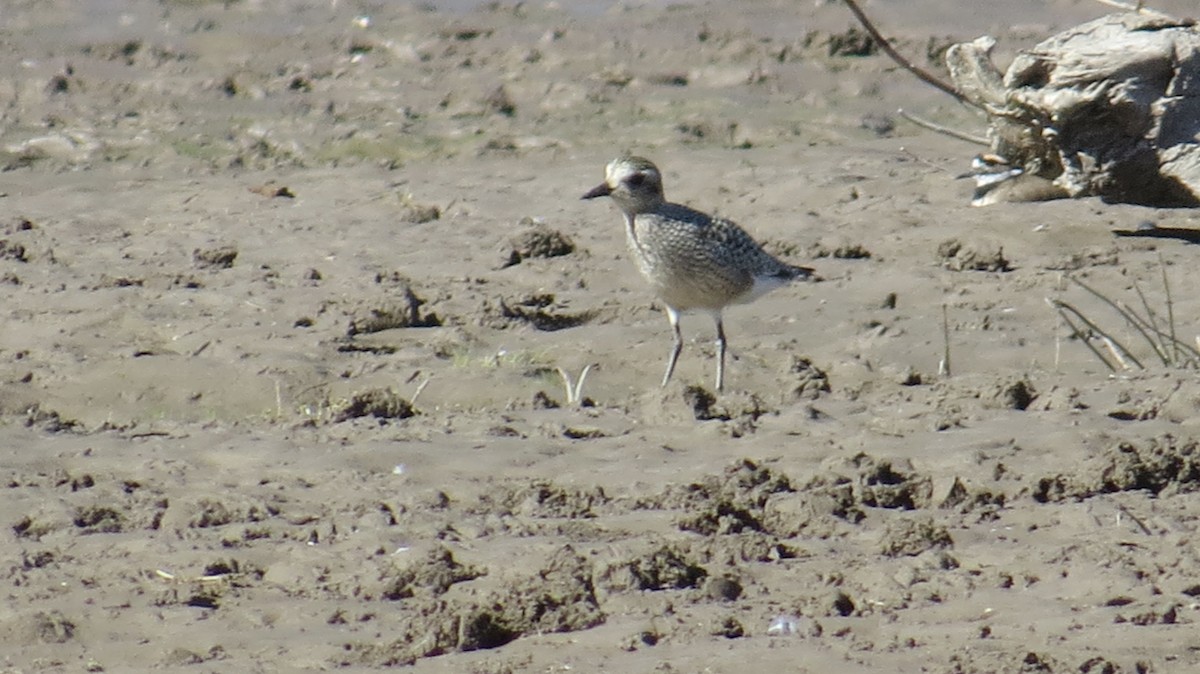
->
[627,173,645,187]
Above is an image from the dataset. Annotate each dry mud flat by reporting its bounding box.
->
[3,0,1200,672]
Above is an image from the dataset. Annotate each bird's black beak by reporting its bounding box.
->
[581,183,612,200]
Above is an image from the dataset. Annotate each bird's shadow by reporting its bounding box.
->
[1112,226,1200,244]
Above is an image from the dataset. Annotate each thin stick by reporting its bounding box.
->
[1051,298,1144,369]
[410,376,432,408]
[1116,301,1170,365]
[1115,502,1154,535]
[556,366,575,405]
[1068,275,1161,365]
[1091,0,1169,18]
[1130,278,1169,364]
[573,364,594,404]
[1119,306,1200,364]
[940,303,952,377]
[1100,336,1132,370]
[1159,252,1179,364]
[555,364,596,406]
[1054,317,1062,371]
[1047,298,1116,371]
[897,109,989,145]
[841,0,978,108]
[897,146,957,174]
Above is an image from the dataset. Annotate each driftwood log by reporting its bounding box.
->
[946,11,1200,206]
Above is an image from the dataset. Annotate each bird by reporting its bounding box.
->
[582,155,814,392]
[958,154,1069,206]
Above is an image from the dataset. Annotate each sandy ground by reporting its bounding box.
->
[3,0,1200,671]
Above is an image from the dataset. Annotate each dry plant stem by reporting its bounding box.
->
[1100,336,1132,370]
[1116,301,1171,365]
[897,108,989,145]
[555,364,594,406]
[1116,300,1200,364]
[1115,502,1155,536]
[1071,271,1200,365]
[1048,299,1117,371]
[573,364,593,404]
[1051,298,1144,369]
[1068,275,1163,365]
[1092,0,1166,17]
[410,376,432,408]
[897,146,956,174]
[1159,252,1179,363]
[556,367,574,405]
[1051,302,1113,369]
[1130,278,1170,363]
[840,0,978,108]
[941,303,952,377]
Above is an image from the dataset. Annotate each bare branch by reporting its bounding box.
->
[1092,0,1172,18]
[1047,298,1117,371]
[841,0,978,108]
[897,108,989,145]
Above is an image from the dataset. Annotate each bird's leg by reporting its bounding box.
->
[714,314,727,392]
[662,306,683,388]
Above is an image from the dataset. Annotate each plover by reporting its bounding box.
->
[959,154,1068,206]
[582,156,814,392]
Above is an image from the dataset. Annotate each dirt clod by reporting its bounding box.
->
[193,245,238,269]
[937,238,1011,272]
[502,221,576,268]
[495,293,593,331]
[333,389,416,422]
[347,284,441,335]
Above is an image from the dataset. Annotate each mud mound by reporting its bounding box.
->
[681,387,774,436]
[790,356,831,400]
[604,544,709,592]
[937,238,1011,272]
[501,220,576,268]
[345,546,602,667]
[346,280,441,335]
[491,293,594,332]
[657,459,795,511]
[470,480,610,519]
[331,388,417,422]
[1035,435,1200,501]
[380,546,484,600]
[879,517,955,557]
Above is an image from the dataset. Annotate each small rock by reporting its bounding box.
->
[193,245,238,269]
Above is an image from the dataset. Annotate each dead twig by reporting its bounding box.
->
[1115,502,1155,535]
[556,364,595,406]
[1092,0,1171,18]
[1068,275,1163,366]
[409,375,433,408]
[939,304,952,377]
[897,108,989,146]
[841,0,978,109]
[1130,278,1170,364]
[1159,252,1179,363]
[1054,297,1145,369]
[1068,267,1200,367]
[1047,298,1117,371]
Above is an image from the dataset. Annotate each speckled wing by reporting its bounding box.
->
[630,203,810,310]
[678,206,812,280]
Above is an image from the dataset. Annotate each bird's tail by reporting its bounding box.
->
[791,265,819,282]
